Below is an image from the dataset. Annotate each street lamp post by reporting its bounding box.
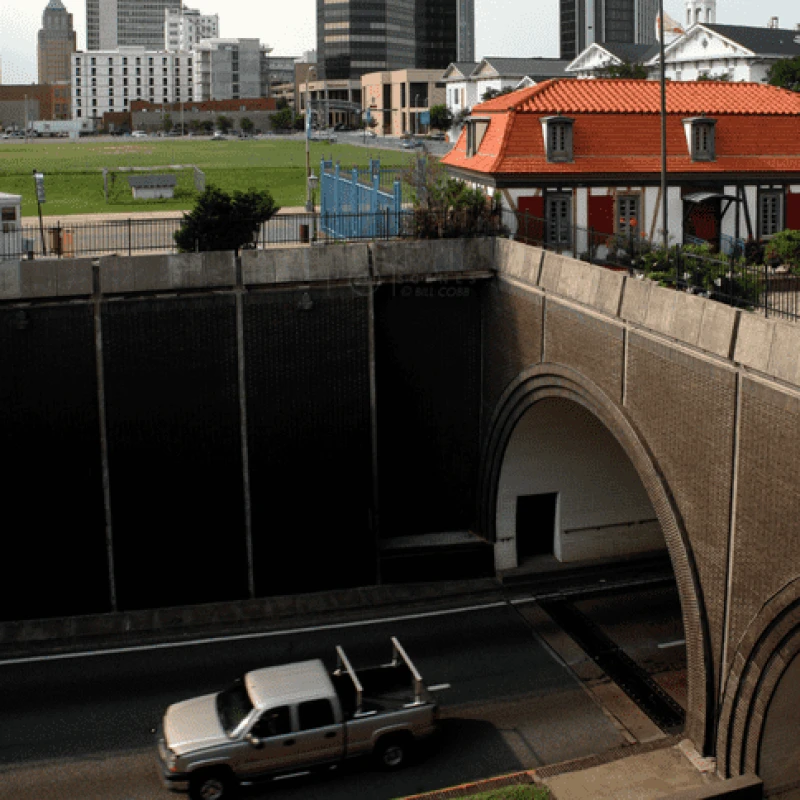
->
[658,0,669,254]
[305,66,317,212]
[414,94,420,137]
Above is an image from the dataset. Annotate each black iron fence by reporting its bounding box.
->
[501,209,800,322]
[1,207,504,261]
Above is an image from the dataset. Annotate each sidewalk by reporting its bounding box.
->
[20,206,308,227]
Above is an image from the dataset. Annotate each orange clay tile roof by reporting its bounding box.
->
[442,78,800,178]
[473,78,800,115]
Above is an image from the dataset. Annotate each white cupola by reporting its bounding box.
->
[686,0,716,27]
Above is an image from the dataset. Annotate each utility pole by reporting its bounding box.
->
[305,66,317,212]
[658,0,669,253]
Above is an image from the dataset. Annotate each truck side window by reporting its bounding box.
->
[252,705,291,737]
[298,699,335,730]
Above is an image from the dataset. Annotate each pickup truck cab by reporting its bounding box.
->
[156,637,445,800]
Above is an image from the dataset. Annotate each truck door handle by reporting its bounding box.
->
[283,739,295,746]
[324,732,337,739]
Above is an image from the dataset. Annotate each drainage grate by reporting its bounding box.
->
[539,598,685,733]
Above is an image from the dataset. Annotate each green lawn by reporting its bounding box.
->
[0,137,417,217]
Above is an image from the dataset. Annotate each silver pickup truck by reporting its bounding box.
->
[156,637,447,800]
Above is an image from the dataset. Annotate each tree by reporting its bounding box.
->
[428,104,453,131]
[696,72,730,81]
[481,86,514,102]
[598,61,648,78]
[215,114,233,134]
[270,106,295,131]
[453,107,471,129]
[174,186,280,253]
[768,56,800,92]
[405,158,502,238]
[162,113,173,133]
[240,117,254,135]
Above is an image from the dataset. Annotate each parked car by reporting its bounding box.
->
[155,638,447,800]
[428,132,446,141]
[402,138,423,149]
[211,131,227,140]
[131,130,147,138]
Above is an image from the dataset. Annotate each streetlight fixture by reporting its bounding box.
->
[305,66,317,212]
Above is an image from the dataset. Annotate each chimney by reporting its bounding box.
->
[768,16,779,28]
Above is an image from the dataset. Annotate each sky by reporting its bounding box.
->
[0,0,796,85]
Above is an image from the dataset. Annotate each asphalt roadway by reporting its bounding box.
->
[0,591,663,800]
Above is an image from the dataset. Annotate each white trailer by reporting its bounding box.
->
[31,119,95,137]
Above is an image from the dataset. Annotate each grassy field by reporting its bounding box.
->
[0,136,417,217]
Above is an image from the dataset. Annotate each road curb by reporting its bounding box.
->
[0,578,502,659]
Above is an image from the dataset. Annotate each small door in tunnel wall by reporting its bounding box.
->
[516,493,558,562]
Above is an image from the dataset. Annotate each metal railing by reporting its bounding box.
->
[500,208,800,322]
[4,207,798,323]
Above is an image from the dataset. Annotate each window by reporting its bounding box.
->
[542,116,574,163]
[298,699,335,730]
[546,192,572,245]
[685,117,716,161]
[465,118,489,157]
[759,190,783,238]
[251,706,292,738]
[618,195,640,237]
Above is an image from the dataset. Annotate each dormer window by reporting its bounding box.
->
[542,116,574,163]
[465,118,489,157]
[685,117,716,161]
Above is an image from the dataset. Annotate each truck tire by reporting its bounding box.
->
[188,768,236,800]
[374,734,411,770]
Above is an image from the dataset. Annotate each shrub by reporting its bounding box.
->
[174,186,280,253]
[763,229,800,270]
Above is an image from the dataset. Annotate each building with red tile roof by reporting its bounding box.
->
[442,78,800,252]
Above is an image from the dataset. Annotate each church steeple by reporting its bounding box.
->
[686,0,716,27]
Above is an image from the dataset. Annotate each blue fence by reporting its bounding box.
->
[319,158,402,239]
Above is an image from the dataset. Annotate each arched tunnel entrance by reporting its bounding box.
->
[480,366,713,753]
[495,398,664,571]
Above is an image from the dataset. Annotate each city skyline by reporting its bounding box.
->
[0,0,795,85]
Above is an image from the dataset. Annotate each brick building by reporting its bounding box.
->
[0,84,70,129]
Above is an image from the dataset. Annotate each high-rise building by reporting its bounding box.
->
[317,0,473,80]
[164,6,219,52]
[87,0,181,51]
[560,0,659,60]
[38,0,77,85]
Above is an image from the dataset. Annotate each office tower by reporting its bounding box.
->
[560,0,659,60]
[317,0,472,80]
[164,7,219,52]
[87,0,181,51]
[38,0,77,84]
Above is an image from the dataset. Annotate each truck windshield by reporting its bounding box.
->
[216,678,254,735]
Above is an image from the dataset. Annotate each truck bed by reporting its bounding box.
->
[333,662,423,717]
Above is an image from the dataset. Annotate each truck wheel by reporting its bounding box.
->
[188,768,236,800]
[374,735,411,770]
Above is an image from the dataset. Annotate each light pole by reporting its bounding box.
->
[413,94,420,137]
[305,66,317,212]
[658,0,669,254]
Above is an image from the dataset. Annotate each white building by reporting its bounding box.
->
[644,18,800,83]
[71,47,194,119]
[442,58,570,141]
[164,6,219,52]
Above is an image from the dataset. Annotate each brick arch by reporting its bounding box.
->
[717,579,800,779]
[478,363,714,751]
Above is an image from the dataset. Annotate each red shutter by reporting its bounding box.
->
[587,195,615,236]
[786,192,800,231]
[516,196,544,244]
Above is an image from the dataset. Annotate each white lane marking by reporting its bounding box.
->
[658,639,686,649]
[0,600,508,667]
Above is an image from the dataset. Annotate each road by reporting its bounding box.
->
[0,586,685,799]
